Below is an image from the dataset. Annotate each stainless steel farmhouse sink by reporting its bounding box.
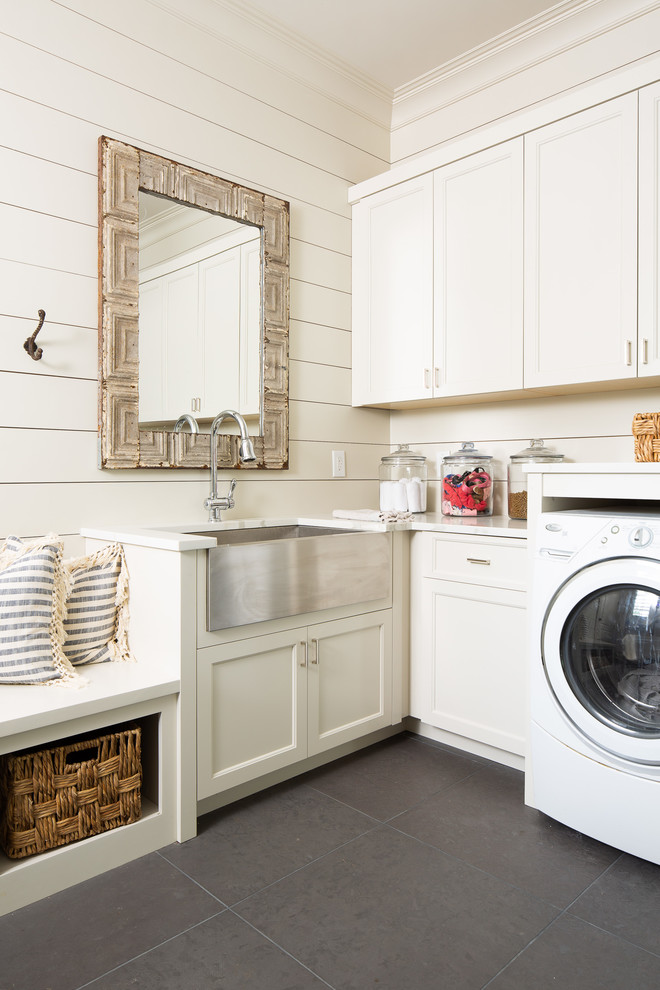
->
[187,525,392,630]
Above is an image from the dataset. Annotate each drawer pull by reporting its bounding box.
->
[466,557,491,565]
[309,638,319,664]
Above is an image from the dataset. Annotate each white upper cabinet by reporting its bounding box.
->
[352,175,434,405]
[524,94,638,388]
[639,81,660,378]
[434,139,523,397]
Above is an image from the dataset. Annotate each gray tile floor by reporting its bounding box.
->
[2,732,660,989]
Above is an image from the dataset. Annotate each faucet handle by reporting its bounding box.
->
[227,478,237,498]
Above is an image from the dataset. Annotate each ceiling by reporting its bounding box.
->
[240,0,567,91]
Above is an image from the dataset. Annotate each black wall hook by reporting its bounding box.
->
[24,309,46,361]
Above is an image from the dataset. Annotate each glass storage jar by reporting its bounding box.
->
[441,442,494,516]
[507,439,564,519]
[379,444,427,513]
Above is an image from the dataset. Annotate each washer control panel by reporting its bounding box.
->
[537,509,660,560]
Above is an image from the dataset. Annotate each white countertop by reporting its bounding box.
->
[525,461,660,474]
[82,512,526,550]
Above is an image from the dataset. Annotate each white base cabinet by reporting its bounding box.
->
[197,609,393,799]
[410,532,527,759]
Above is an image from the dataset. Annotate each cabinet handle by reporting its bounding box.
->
[423,368,431,389]
[309,638,319,664]
[643,338,649,365]
[466,557,491,565]
[299,641,307,667]
[625,340,633,366]
[434,367,440,388]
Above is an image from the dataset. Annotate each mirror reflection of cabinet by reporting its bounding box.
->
[138,219,260,425]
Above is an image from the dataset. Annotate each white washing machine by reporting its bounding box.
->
[527,507,660,864]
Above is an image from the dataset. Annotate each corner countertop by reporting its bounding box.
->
[81,512,526,551]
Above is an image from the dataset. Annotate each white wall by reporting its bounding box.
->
[0,0,391,550]
[388,0,660,514]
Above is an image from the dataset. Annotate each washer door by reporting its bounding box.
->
[542,557,660,763]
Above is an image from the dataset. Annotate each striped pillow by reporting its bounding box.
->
[0,536,78,684]
[62,543,133,666]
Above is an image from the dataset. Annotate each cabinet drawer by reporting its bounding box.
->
[423,533,527,590]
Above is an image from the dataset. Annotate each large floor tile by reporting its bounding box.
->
[304,733,481,820]
[235,825,558,990]
[160,779,375,905]
[393,761,620,906]
[569,852,660,955]
[488,913,660,989]
[0,853,222,990]
[87,911,330,990]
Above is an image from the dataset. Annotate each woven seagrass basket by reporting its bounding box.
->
[632,412,660,462]
[0,725,141,859]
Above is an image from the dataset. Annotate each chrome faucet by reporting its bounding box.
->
[173,413,199,434]
[204,409,256,522]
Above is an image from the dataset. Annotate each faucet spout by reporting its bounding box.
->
[205,409,256,522]
[173,413,199,434]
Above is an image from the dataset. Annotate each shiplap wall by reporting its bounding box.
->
[389,2,660,513]
[0,0,391,551]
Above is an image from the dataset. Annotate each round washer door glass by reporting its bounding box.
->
[561,583,660,736]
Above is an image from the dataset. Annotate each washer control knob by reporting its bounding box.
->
[630,526,654,549]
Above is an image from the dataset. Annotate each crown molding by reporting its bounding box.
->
[393,0,598,105]
[392,0,660,129]
[143,0,393,129]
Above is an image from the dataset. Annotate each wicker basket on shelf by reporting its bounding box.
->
[632,413,660,462]
[0,725,141,859]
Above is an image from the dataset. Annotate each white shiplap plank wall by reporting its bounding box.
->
[0,0,391,546]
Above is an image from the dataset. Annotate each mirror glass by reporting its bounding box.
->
[98,136,290,471]
[137,191,261,432]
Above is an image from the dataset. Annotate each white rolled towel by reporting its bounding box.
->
[380,481,396,511]
[406,478,422,513]
[392,480,408,512]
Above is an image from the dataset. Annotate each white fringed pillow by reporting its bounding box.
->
[0,536,78,685]
[62,543,133,666]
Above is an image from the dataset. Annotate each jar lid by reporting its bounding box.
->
[381,443,426,464]
[442,441,493,463]
[510,438,564,462]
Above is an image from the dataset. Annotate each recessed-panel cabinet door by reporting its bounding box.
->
[424,582,526,756]
[163,264,201,419]
[524,94,638,388]
[434,139,523,397]
[352,176,433,405]
[307,611,392,757]
[639,81,660,378]
[200,249,241,417]
[197,630,307,798]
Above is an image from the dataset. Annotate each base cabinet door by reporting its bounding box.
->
[198,610,393,799]
[420,581,526,756]
[197,629,307,799]
[307,611,392,757]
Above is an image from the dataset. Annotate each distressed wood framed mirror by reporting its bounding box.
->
[98,136,289,469]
